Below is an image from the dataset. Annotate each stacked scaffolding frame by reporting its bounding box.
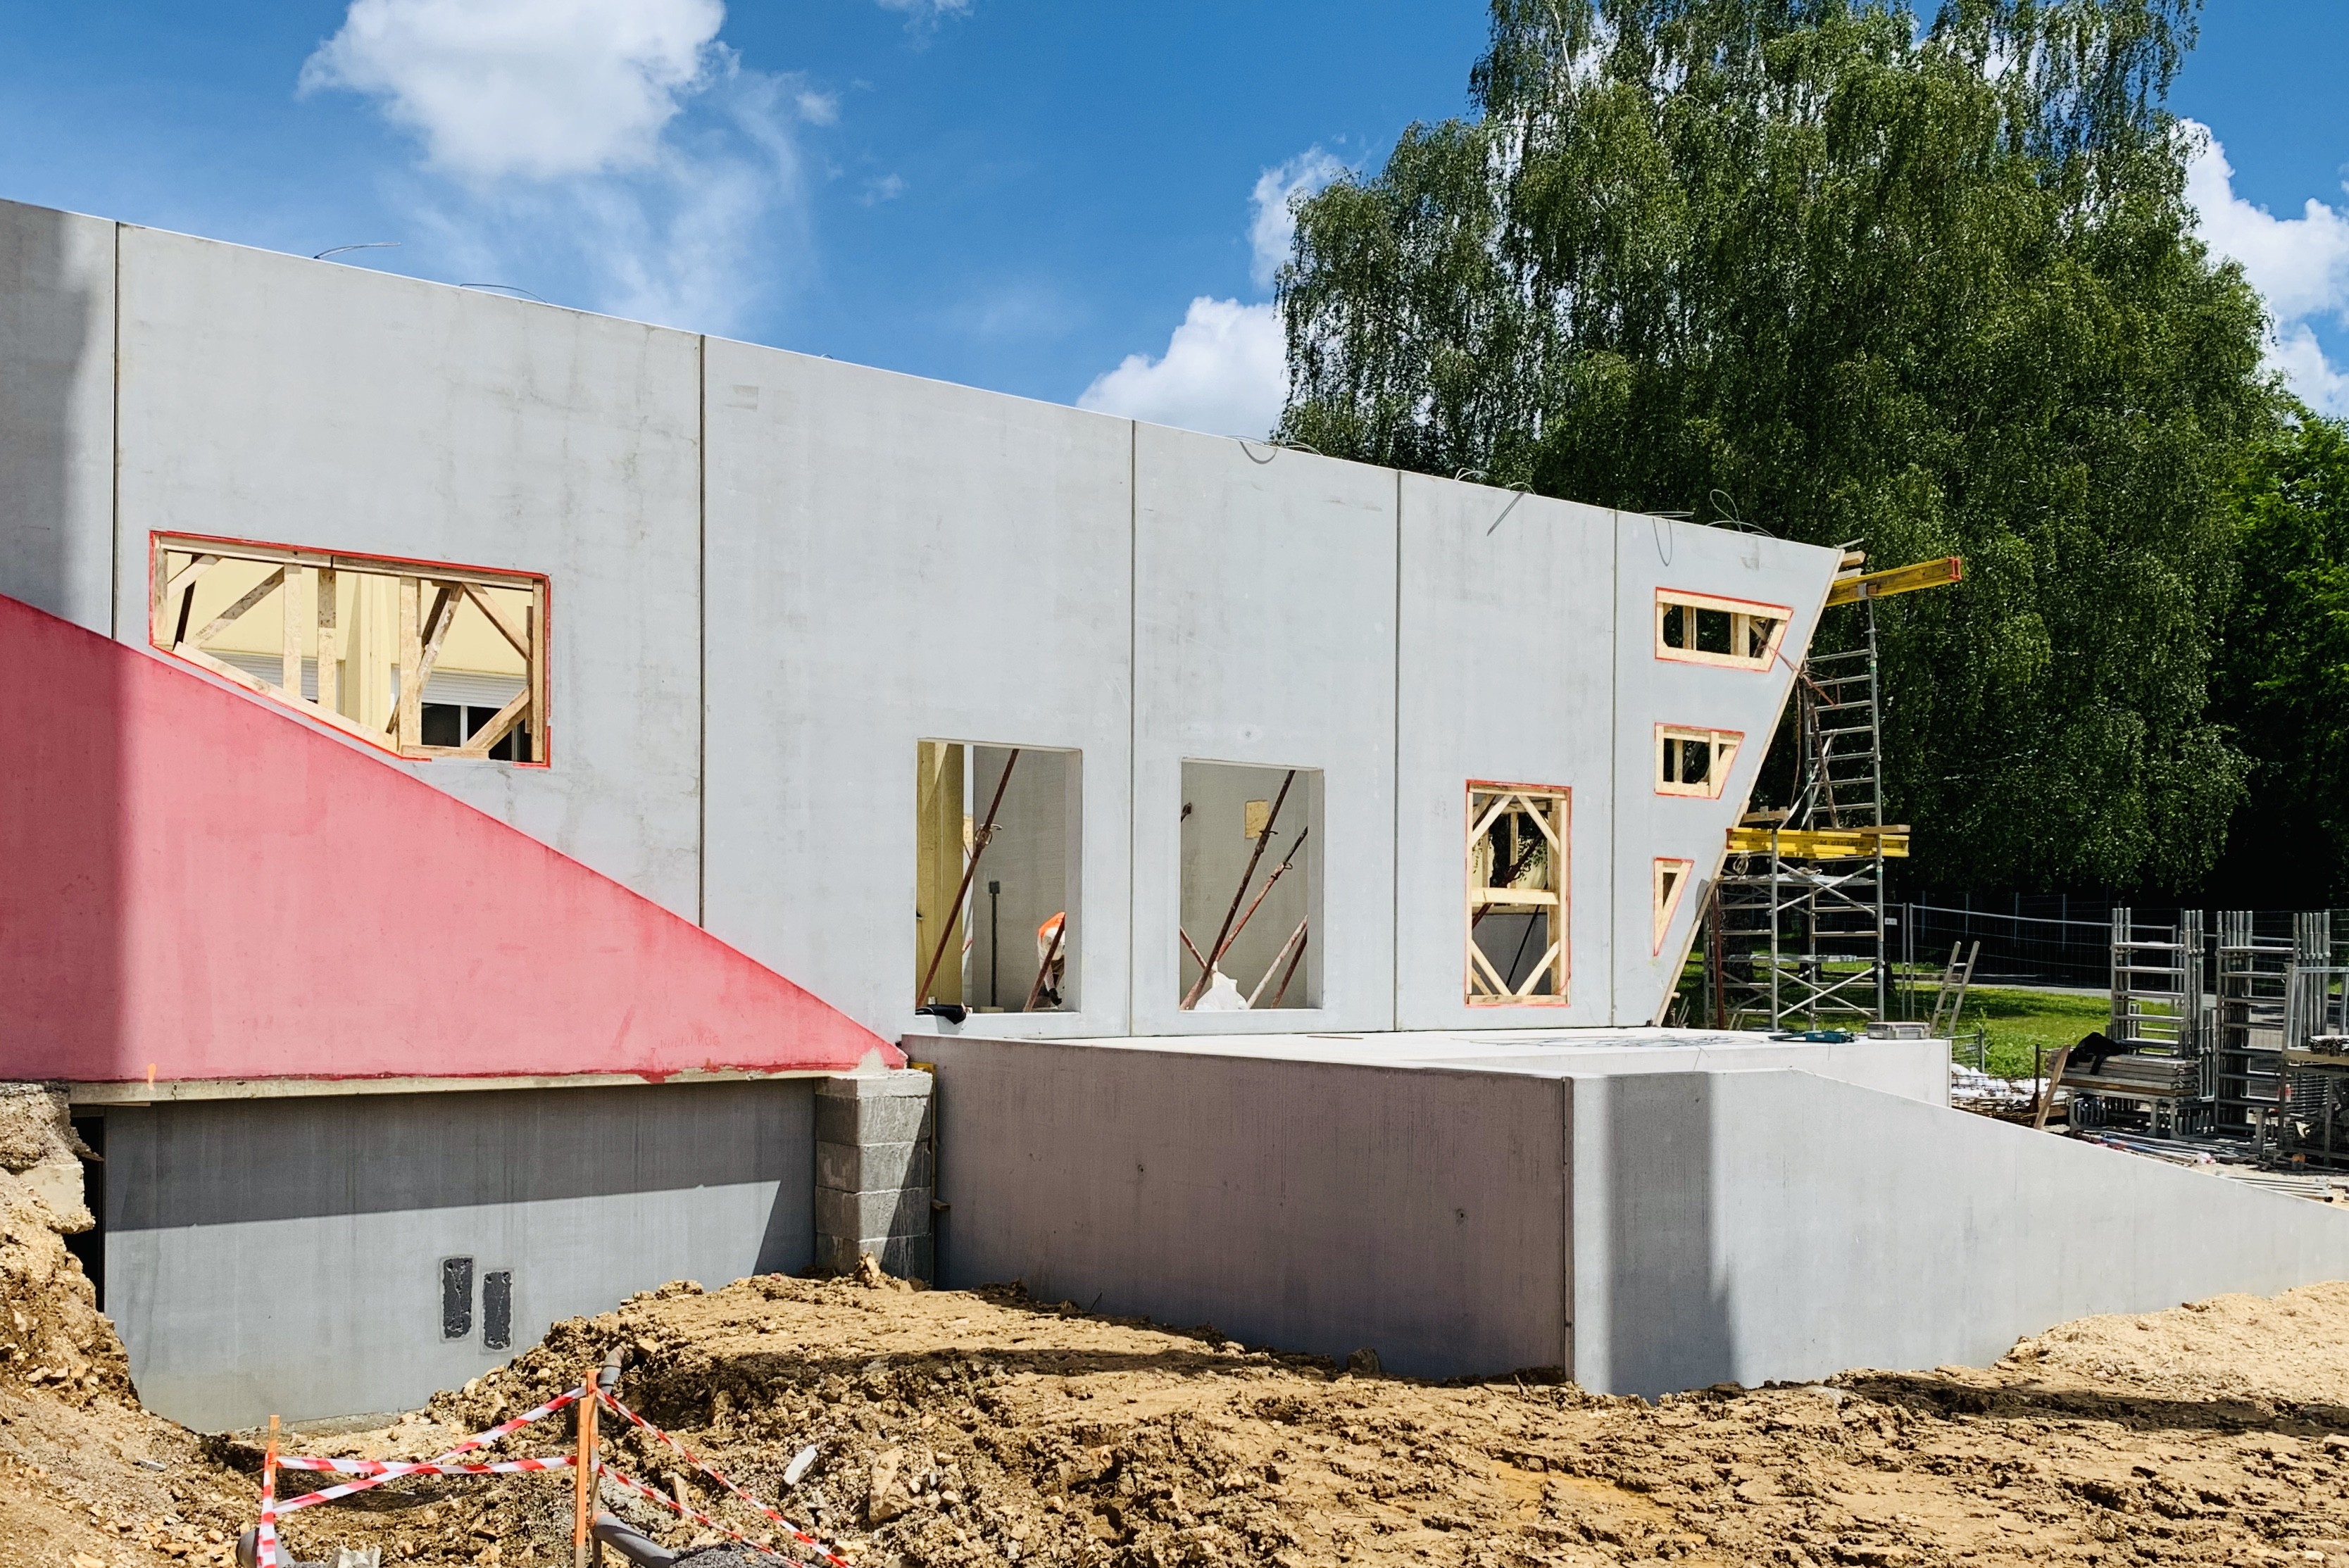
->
[2067,908,2210,1134]
[2212,912,2326,1136]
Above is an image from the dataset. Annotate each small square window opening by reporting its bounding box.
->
[1466,783,1570,1005]
[1656,725,1743,799]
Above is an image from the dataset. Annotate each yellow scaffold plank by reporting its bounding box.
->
[1725,827,1910,860]
[1824,556,1965,607]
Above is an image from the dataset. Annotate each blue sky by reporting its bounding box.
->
[0,2,2342,434]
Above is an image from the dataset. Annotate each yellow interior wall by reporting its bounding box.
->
[158,549,530,728]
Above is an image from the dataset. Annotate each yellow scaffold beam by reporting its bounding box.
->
[1724,826,1911,860]
[1824,555,1965,607]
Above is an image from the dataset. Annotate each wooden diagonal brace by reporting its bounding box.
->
[189,567,285,646]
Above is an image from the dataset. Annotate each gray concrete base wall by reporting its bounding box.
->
[924,1038,2349,1396]
[1577,1069,2349,1396]
[100,1081,813,1430]
[924,1036,1570,1377]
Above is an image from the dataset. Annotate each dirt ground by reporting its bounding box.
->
[15,1245,2349,1568]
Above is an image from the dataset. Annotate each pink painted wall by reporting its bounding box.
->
[0,592,894,1083]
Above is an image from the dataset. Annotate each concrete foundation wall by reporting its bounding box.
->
[1574,1069,2349,1396]
[925,1036,1570,1377]
[925,1036,2349,1395]
[100,1082,813,1430]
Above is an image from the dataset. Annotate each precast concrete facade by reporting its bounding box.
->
[0,195,1840,1055]
[923,1034,2349,1395]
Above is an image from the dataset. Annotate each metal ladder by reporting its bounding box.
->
[1706,604,1888,1029]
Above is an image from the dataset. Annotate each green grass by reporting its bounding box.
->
[1669,963,2118,1082]
[1942,985,2112,1080]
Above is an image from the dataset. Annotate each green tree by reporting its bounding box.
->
[2209,415,2349,903]
[1277,0,2281,891]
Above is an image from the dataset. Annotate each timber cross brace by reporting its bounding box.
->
[150,533,550,764]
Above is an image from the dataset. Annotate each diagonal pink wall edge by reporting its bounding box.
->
[0,592,894,1082]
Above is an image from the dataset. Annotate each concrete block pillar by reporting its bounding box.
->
[814,1070,934,1281]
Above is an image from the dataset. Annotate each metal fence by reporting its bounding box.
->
[1893,897,2336,992]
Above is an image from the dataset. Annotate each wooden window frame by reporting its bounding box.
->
[1465,780,1570,1008]
[1653,857,1695,955]
[149,532,549,766]
[1655,588,1790,671]
[1655,725,1743,799]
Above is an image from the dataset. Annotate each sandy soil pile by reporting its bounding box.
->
[8,1158,2349,1568]
[0,1088,249,1568]
[215,1272,2349,1568]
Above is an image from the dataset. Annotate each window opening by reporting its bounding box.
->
[1179,761,1323,1010]
[1466,783,1570,1005]
[150,534,547,763]
[1657,725,1743,799]
[914,741,1080,1012]
[1655,589,1789,671]
[1653,858,1696,954]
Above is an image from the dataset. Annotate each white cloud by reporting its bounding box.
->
[303,0,825,337]
[874,0,973,16]
[1077,297,1286,438]
[1075,148,1341,438]
[1248,146,1347,290]
[2185,120,2349,415]
[2271,323,2349,417]
[301,0,726,182]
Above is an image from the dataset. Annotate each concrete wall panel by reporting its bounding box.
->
[1610,520,1839,1022]
[701,344,1135,1036]
[927,1036,1569,1377]
[1132,429,1397,1033]
[113,225,704,914]
[0,201,114,631]
[0,593,886,1084]
[103,1081,813,1429]
[1396,478,1617,1029]
[1572,1070,2349,1396]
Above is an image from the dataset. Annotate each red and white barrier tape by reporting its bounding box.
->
[255,1385,586,1560]
[256,1446,279,1568]
[595,1389,852,1568]
[595,1460,796,1561]
[274,1453,574,1509]
[253,1381,853,1568]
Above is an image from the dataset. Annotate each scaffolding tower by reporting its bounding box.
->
[1701,553,1962,1032]
[1706,608,1891,1029]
